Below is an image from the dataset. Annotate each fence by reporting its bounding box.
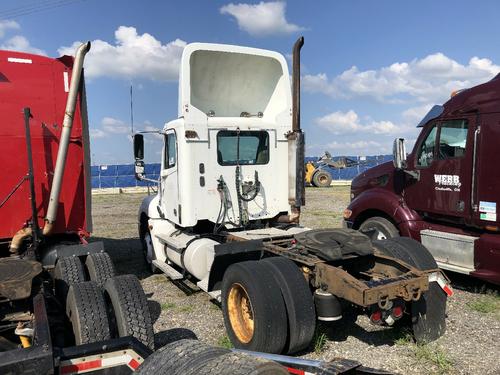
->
[90,155,392,189]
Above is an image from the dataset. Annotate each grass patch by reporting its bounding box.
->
[217,335,233,349]
[393,330,414,346]
[466,293,500,315]
[161,302,176,310]
[312,325,328,354]
[413,344,453,374]
[178,305,194,313]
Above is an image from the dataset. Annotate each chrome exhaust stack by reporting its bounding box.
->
[43,41,91,235]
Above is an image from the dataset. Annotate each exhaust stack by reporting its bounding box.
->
[292,37,305,210]
[43,41,91,235]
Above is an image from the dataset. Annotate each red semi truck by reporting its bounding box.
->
[344,75,500,285]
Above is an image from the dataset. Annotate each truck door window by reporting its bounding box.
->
[417,125,437,167]
[164,133,176,169]
[217,131,269,165]
[438,120,468,159]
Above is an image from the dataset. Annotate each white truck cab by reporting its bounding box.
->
[133,38,451,356]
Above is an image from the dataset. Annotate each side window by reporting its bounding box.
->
[438,120,468,159]
[417,125,437,167]
[164,132,177,169]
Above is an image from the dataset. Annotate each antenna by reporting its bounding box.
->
[130,85,134,133]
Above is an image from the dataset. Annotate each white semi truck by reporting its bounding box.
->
[133,38,452,354]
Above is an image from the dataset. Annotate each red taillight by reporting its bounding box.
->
[370,310,382,324]
[392,306,403,319]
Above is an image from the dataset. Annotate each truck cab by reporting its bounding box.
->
[345,75,500,285]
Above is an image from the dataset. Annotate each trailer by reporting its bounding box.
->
[344,78,500,285]
[133,37,453,356]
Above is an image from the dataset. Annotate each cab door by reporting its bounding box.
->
[160,130,180,224]
[405,117,474,222]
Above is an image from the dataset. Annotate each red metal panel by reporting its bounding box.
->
[0,50,89,240]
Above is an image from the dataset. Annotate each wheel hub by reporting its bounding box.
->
[227,283,254,344]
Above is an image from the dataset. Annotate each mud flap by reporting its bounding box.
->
[411,282,447,343]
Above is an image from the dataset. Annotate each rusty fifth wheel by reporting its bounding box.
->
[221,261,287,354]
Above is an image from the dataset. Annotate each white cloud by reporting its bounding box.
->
[315,109,401,135]
[303,52,500,103]
[101,117,130,134]
[220,1,305,37]
[402,104,433,122]
[0,35,46,55]
[90,128,107,139]
[0,19,19,38]
[58,26,186,81]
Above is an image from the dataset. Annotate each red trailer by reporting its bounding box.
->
[0,49,91,247]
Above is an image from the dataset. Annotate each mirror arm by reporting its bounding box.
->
[403,169,420,181]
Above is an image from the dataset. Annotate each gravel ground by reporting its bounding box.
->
[91,187,500,375]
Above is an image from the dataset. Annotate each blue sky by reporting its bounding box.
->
[1,0,500,164]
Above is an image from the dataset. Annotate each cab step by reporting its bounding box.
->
[152,260,184,280]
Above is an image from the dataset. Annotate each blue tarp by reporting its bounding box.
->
[91,155,392,189]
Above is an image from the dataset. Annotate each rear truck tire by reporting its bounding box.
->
[136,339,229,375]
[373,237,447,343]
[54,256,86,301]
[312,170,332,188]
[66,281,111,345]
[359,216,399,240]
[85,252,115,286]
[221,261,288,354]
[260,257,316,354]
[194,351,289,375]
[104,274,155,349]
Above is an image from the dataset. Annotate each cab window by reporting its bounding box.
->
[438,120,468,159]
[417,125,437,167]
[164,132,176,169]
[217,130,269,165]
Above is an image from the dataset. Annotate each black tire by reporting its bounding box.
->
[136,339,229,375]
[104,274,155,349]
[261,257,316,354]
[195,351,289,375]
[373,237,447,343]
[221,261,288,354]
[66,281,111,345]
[139,216,159,273]
[85,252,115,286]
[359,216,399,240]
[54,256,86,301]
[312,170,332,188]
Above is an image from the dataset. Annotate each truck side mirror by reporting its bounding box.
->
[393,138,407,170]
[133,134,144,160]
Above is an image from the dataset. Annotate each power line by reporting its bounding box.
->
[0,0,85,20]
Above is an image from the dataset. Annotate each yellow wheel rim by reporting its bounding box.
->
[227,283,254,343]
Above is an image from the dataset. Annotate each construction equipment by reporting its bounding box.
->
[345,77,500,285]
[134,37,452,358]
[305,151,363,187]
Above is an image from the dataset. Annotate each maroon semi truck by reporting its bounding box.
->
[344,75,500,285]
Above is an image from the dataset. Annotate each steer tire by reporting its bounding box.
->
[373,237,447,343]
[221,261,288,354]
[54,256,86,301]
[136,339,229,375]
[261,257,316,354]
[194,351,289,375]
[104,274,155,349]
[66,281,111,345]
[312,170,332,188]
[85,252,116,286]
[359,216,399,240]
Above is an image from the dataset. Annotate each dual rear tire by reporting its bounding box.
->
[55,252,154,349]
[221,258,315,354]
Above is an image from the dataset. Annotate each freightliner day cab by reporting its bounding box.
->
[345,76,500,285]
[134,37,453,355]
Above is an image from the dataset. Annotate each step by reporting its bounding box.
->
[197,278,221,302]
[152,260,184,280]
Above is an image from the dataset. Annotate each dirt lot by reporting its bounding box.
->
[92,187,500,375]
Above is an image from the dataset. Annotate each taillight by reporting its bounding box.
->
[370,310,382,324]
[392,305,404,319]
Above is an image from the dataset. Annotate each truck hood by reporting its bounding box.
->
[351,161,394,199]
